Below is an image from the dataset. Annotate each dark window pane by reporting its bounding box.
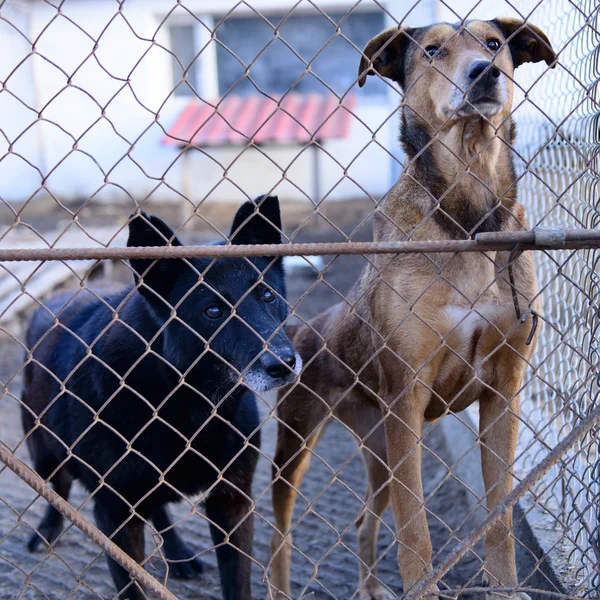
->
[170,24,199,97]
[216,11,387,97]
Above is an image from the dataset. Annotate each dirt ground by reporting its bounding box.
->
[0,216,486,600]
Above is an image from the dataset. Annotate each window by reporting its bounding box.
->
[215,11,387,97]
[170,24,200,97]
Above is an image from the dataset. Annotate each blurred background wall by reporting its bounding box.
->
[0,0,549,224]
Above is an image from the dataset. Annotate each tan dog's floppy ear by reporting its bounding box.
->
[358,26,414,88]
[491,18,557,68]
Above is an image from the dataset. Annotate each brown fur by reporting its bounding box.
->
[266,18,555,600]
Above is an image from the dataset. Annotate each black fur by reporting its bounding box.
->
[382,26,416,90]
[21,196,295,600]
[400,110,447,205]
[490,19,557,69]
[400,107,517,238]
[399,26,426,90]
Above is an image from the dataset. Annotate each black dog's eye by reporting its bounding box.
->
[487,38,501,51]
[204,305,223,319]
[425,45,439,57]
[263,289,276,303]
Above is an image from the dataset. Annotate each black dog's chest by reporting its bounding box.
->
[59,383,253,509]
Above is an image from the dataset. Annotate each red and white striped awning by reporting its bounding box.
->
[163,93,356,148]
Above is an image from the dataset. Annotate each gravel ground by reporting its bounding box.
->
[0,222,485,600]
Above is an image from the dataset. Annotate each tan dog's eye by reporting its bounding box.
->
[424,45,439,58]
[487,38,501,51]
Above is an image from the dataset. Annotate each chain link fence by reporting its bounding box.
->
[0,1,599,599]
[513,0,600,594]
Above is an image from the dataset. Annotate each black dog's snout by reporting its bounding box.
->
[468,60,500,87]
[261,349,296,379]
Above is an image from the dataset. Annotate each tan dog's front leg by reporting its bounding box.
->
[357,435,392,600]
[383,384,437,597]
[479,389,530,600]
[339,401,393,600]
[267,410,327,600]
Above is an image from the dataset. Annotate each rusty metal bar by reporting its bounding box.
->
[0,443,179,600]
[0,228,599,262]
[405,401,600,600]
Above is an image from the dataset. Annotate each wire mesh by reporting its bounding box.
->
[512,0,600,594]
[0,1,598,600]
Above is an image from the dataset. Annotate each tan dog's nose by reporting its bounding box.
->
[468,60,501,88]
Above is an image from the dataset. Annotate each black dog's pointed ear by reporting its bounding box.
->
[491,18,556,68]
[358,26,414,89]
[128,212,183,248]
[230,195,283,245]
[128,212,183,298]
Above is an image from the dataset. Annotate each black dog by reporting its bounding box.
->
[21,196,298,600]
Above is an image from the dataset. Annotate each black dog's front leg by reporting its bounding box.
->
[152,505,204,579]
[206,469,256,600]
[94,505,146,600]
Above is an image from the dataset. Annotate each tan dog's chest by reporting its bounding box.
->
[368,251,538,418]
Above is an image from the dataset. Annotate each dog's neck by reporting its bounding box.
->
[400,108,518,237]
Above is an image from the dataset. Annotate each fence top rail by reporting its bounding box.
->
[0,228,598,262]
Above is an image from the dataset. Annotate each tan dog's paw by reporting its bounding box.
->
[485,593,531,600]
[482,572,531,600]
[359,579,395,600]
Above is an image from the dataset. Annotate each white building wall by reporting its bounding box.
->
[185,99,404,207]
[23,0,184,206]
[0,0,42,204]
[0,0,426,209]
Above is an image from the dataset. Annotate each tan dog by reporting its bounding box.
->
[266,18,556,600]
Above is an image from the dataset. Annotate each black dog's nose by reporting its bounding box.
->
[261,350,296,379]
[468,60,500,87]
